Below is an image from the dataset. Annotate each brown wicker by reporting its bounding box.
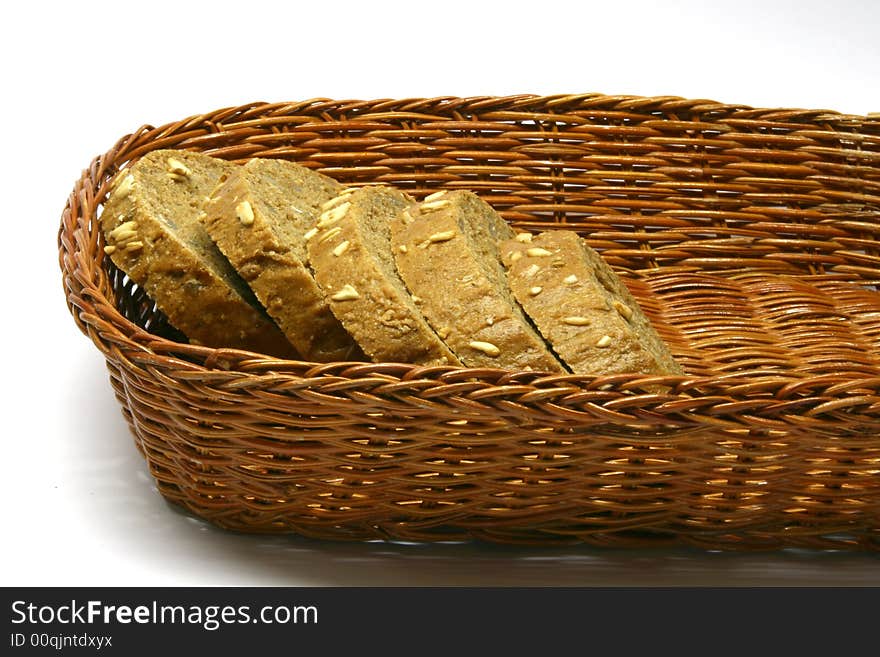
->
[59,94,880,551]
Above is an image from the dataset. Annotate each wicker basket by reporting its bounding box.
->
[59,94,880,551]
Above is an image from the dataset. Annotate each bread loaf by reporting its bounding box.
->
[501,230,682,376]
[307,186,460,366]
[390,191,566,372]
[202,158,363,362]
[103,151,681,375]
[100,150,296,358]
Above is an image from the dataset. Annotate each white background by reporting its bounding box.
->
[2,0,878,586]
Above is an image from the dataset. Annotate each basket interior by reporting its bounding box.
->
[91,96,880,380]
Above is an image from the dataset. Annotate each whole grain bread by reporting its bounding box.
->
[501,230,682,376]
[202,158,363,362]
[390,191,566,372]
[100,149,296,358]
[307,186,460,366]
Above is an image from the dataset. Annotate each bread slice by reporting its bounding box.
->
[307,186,460,366]
[501,230,683,376]
[202,158,363,362]
[390,191,566,372]
[100,149,296,358]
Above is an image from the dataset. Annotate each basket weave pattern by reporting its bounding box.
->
[59,95,880,550]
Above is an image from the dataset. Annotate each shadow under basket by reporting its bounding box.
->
[59,94,880,551]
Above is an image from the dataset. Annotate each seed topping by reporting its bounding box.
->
[611,299,633,321]
[468,341,501,357]
[421,199,451,212]
[166,157,192,179]
[527,247,553,257]
[109,221,138,240]
[596,335,613,348]
[236,201,255,226]
[331,284,360,301]
[613,300,634,320]
[112,230,137,243]
[114,174,134,198]
[317,201,350,228]
[321,190,355,210]
[318,226,343,243]
[332,240,350,257]
[428,230,456,243]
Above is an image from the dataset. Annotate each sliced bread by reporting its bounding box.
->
[202,158,363,362]
[306,186,460,366]
[501,230,683,376]
[100,149,297,358]
[390,190,566,372]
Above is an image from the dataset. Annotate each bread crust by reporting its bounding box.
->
[390,191,565,372]
[101,150,296,358]
[203,159,362,362]
[501,230,682,376]
[307,186,460,366]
